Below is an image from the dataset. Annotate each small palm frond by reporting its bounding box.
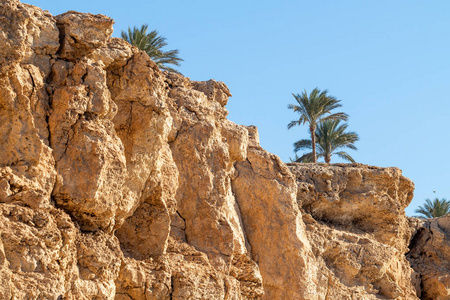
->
[295,152,314,163]
[293,139,312,152]
[334,151,356,163]
[415,207,433,219]
[287,120,302,130]
[121,24,183,73]
[320,112,349,123]
[289,154,300,162]
[415,198,450,218]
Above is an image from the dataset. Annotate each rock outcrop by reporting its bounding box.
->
[0,1,448,299]
[407,215,450,300]
[289,164,415,251]
[232,129,316,299]
[289,164,420,299]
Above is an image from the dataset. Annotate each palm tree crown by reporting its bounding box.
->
[415,198,450,218]
[288,88,348,162]
[121,25,183,73]
[293,120,358,163]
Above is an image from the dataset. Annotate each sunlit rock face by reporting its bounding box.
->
[0,1,448,299]
[289,164,415,251]
[289,163,420,299]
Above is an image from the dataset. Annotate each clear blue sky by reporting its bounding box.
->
[26,0,450,216]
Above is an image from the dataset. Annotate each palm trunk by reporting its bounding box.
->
[325,155,331,163]
[310,125,316,163]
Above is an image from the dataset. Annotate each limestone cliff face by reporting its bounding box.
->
[0,1,448,299]
[288,164,420,299]
[407,215,450,300]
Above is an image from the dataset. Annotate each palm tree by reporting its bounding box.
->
[121,24,183,73]
[415,198,450,218]
[288,88,348,162]
[293,120,358,163]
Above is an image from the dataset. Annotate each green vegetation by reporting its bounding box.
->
[293,120,358,163]
[121,24,183,73]
[288,88,350,163]
[415,198,450,218]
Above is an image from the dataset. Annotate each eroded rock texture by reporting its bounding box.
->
[0,1,448,299]
[232,130,316,299]
[288,164,421,299]
[0,1,261,298]
[407,215,450,300]
[289,164,415,251]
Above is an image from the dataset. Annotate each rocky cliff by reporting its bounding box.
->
[0,1,448,299]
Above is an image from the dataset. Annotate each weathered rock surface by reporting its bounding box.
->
[289,164,421,299]
[0,1,448,299]
[232,130,316,299]
[0,203,122,299]
[0,0,58,210]
[300,214,420,299]
[407,215,450,300]
[289,163,415,251]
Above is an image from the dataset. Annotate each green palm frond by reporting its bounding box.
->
[293,120,359,163]
[295,152,314,163]
[293,139,313,152]
[334,151,356,163]
[415,198,450,218]
[121,24,183,73]
[320,112,349,123]
[287,120,302,130]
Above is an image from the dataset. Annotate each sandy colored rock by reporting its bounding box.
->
[115,238,251,300]
[115,256,171,300]
[168,72,246,271]
[302,213,420,299]
[46,18,126,231]
[0,204,122,299]
[191,79,232,107]
[408,215,450,300]
[106,47,177,253]
[232,129,316,299]
[166,239,243,300]
[56,11,114,61]
[0,205,77,299]
[0,1,58,210]
[98,25,261,299]
[289,163,421,299]
[289,163,415,251]
[0,0,59,69]
[0,233,12,300]
[70,232,123,299]
[48,57,127,232]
